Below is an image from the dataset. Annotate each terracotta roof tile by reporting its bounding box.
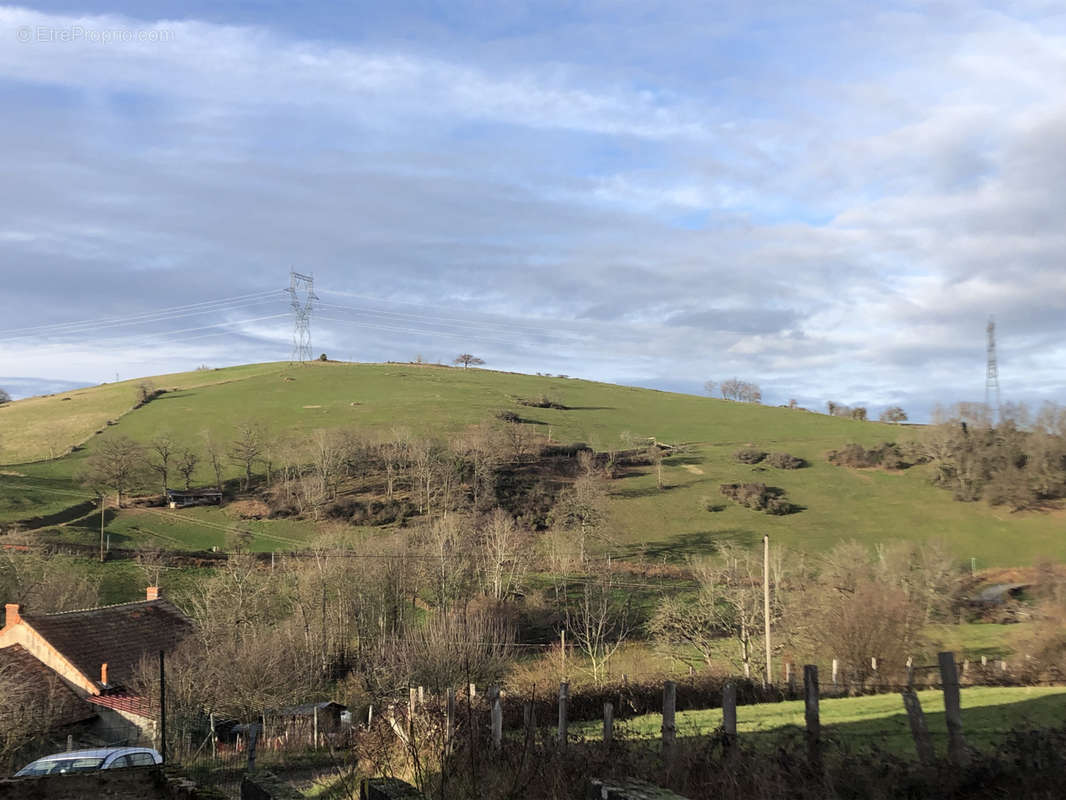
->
[23,599,194,689]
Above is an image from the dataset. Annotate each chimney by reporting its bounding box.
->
[146,586,160,601]
[100,663,108,686]
[4,603,21,628]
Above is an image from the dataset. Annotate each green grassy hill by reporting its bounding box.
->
[1,361,1063,565]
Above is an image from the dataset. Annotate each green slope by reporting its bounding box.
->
[1,361,1063,565]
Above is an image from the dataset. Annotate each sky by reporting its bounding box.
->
[0,2,1064,419]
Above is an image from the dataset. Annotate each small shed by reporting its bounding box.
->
[165,488,223,509]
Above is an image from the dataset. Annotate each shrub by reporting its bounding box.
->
[720,482,797,514]
[734,448,767,464]
[496,409,521,423]
[827,442,909,470]
[765,452,805,469]
[517,395,567,410]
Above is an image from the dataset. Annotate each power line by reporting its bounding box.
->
[286,271,318,363]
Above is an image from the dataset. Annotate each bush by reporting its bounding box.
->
[765,452,805,469]
[516,395,567,410]
[827,442,909,470]
[496,409,521,423]
[734,448,767,464]
[720,482,797,514]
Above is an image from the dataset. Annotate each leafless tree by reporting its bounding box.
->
[551,473,609,563]
[202,432,226,492]
[229,422,264,490]
[148,434,175,496]
[880,406,908,424]
[80,435,146,506]
[564,565,632,684]
[478,508,528,601]
[175,447,200,489]
[453,354,485,369]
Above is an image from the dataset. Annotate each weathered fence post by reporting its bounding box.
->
[408,687,417,740]
[901,689,935,765]
[418,685,425,705]
[831,658,838,692]
[662,680,677,755]
[938,651,968,765]
[313,705,319,750]
[491,696,503,750]
[906,656,914,687]
[66,734,73,752]
[247,720,259,771]
[722,681,737,749]
[785,662,794,696]
[469,682,477,699]
[209,713,216,759]
[446,688,456,744]
[804,665,820,767]
[603,702,614,745]
[557,682,569,747]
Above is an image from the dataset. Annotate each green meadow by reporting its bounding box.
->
[1,361,1063,565]
[574,686,1066,758]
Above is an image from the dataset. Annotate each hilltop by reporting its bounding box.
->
[1,361,1062,566]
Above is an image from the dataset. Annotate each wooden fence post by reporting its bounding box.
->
[418,685,425,705]
[786,662,795,696]
[408,687,417,740]
[491,696,503,750]
[209,713,216,759]
[524,701,536,741]
[313,705,319,750]
[446,688,455,745]
[469,682,476,699]
[906,656,914,687]
[557,682,569,747]
[662,680,677,754]
[804,665,820,767]
[603,702,614,744]
[938,651,968,766]
[831,658,838,692]
[722,681,737,749]
[901,689,935,765]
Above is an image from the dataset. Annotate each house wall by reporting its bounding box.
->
[91,707,156,748]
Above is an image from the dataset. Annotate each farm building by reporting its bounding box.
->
[164,487,223,508]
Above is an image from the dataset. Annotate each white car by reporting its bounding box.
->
[14,747,162,776]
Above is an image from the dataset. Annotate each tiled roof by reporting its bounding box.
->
[0,644,95,726]
[23,599,194,689]
[86,690,154,718]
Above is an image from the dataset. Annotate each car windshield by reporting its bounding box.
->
[16,757,106,776]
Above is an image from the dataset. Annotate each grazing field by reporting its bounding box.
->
[1,361,1064,565]
[574,686,1066,757]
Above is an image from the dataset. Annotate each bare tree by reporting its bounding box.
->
[479,508,528,601]
[565,565,631,684]
[175,447,200,489]
[229,422,263,490]
[880,406,908,424]
[203,432,225,492]
[551,473,609,563]
[453,354,485,369]
[703,380,717,397]
[80,435,145,507]
[148,434,175,496]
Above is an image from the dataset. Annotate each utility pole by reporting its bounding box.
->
[285,271,318,364]
[99,494,106,563]
[763,534,772,687]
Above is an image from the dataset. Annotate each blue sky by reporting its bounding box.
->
[0,1,1065,419]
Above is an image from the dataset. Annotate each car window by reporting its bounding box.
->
[106,754,133,769]
[129,753,157,766]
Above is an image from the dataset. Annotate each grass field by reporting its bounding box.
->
[2,361,1065,565]
[573,686,1066,757]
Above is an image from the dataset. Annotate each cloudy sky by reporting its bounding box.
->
[0,2,1064,418]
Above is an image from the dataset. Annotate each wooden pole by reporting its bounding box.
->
[662,680,677,753]
[901,689,935,765]
[786,662,794,696]
[524,701,536,740]
[557,682,569,747]
[469,682,476,699]
[831,658,839,692]
[491,696,503,750]
[418,685,425,706]
[99,495,106,563]
[209,713,216,759]
[722,682,737,748]
[446,688,455,744]
[763,534,772,687]
[603,702,614,744]
[938,651,967,766]
[561,629,566,681]
[313,705,319,750]
[804,665,820,767]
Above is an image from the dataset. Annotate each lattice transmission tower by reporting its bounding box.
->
[985,316,1000,423]
[285,271,318,364]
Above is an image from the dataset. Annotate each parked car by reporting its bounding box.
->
[14,747,162,776]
